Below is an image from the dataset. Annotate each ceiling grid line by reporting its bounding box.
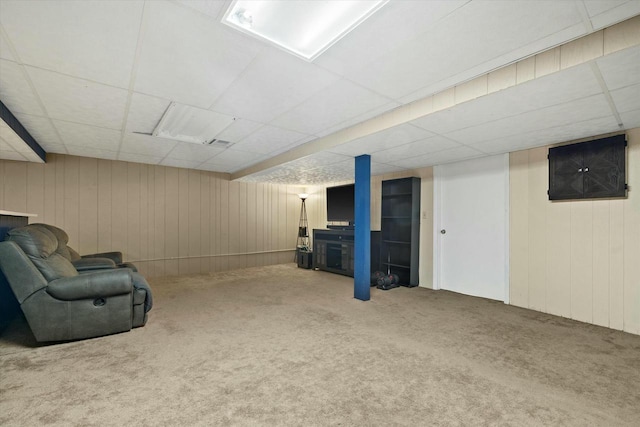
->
[589,62,624,128]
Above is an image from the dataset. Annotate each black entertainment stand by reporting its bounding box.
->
[312,228,380,277]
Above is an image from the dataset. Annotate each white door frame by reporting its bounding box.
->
[432,154,510,303]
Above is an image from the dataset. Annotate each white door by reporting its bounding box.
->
[434,154,509,302]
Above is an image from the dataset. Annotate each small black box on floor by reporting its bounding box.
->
[297,250,313,269]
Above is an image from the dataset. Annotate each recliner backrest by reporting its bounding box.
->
[6,225,79,282]
[30,223,81,261]
[0,241,48,303]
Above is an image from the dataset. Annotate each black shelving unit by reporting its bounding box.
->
[380,177,420,286]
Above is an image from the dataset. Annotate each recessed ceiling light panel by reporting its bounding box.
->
[222,0,389,61]
[153,103,236,145]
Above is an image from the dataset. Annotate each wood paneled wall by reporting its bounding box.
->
[0,154,316,278]
[510,128,640,335]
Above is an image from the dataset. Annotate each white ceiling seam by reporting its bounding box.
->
[117,0,151,160]
[575,0,595,33]
[231,15,640,181]
[589,62,624,128]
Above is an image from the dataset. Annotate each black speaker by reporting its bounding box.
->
[297,250,313,269]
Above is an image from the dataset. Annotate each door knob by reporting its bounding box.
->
[440,229,446,234]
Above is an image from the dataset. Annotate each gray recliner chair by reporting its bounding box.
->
[31,223,138,272]
[0,225,151,342]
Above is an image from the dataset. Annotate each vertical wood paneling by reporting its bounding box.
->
[0,161,4,207]
[164,166,179,276]
[623,129,640,334]
[42,156,57,225]
[210,175,219,271]
[178,168,189,275]
[139,164,150,276]
[527,148,547,311]
[509,129,640,335]
[63,156,79,248]
[218,177,229,271]
[111,161,128,259]
[247,183,257,267]
[4,161,28,212]
[609,199,624,330]
[126,162,141,264]
[188,170,201,274]
[55,155,65,225]
[26,162,44,220]
[228,180,240,270]
[570,201,593,323]
[509,151,529,307]
[592,201,611,327]
[200,172,211,274]
[97,159,112,252]
[238,182,248,268]
[78,157,98,254]
[152,166,166,277]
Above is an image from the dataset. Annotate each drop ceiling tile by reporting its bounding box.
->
[214,118,263,144]
[315,1,467,76]
[176,0,226,19]
[64,145,118,161]
[26,67,128,129]
[315,101,401,139]
[371,162,406,175]
[610,83,640,114]
[125,93,170,134]
[411,64,602,134]
[0,150,27,161]
[205,148,265,166]
[211,48,340,123]
[135,1,262,108]
[329,124,434,156]
[597,45,640,91]
[470,116,620,154]
[165,142,225,162]
[0,32,16,61]
[233,125,310,155]
[370,135,461,164]
[0,0,143,88]
[22,151,44,163]
[271,79,393,136]
[389,146,485,169]
[120,133,177,157]
[0,137,12,151]
[343,0,583,101]
[13,113,62,149]
[620,108,640,129]
[54,121,121,150]
[282,152,353,170]
[0,120,26,150]
[585,0,640,29]
[160,158,202,169]
[0,59,45,115]
[117,152,164,165]
[445,94,613,145]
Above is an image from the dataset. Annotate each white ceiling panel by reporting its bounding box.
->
[135,1,263,108]
[329,124,434,156]
[620,108,640,128]
[272,79,393,135]
[63,146,118,161]
[233,125,311,154]
[13,113,63,149]
[0,32,16,61]
[54,121,121,151]
[176,0,226,20]
[610,83,640,114]
[282,152,353,170]
[120,133,177,157]
[160,158,202,169]
[214,118,263,144]
[125,93,170,134]
[0,0,143,88]
[597,45,640,91]
[315,101,400,139]
[585,0,640,29]
[204,148,267,172]
[0,59,45,116]
[0,149,27,161]
[389,145,485,169]
[165,142,225,162]
[411,64,602,135]
[444,94,614,145]
[26,67,128,129]
[315,0,467,76]
[370,135,461,164]
[370,162,406,176]
[117,152,164,165]
[344,0,584,101]
[470,116,621,154]
[211,48,340,123]
[0,137,13,151]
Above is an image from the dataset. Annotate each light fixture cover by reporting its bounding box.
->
[222,0,389,61]
[153,103,236,145]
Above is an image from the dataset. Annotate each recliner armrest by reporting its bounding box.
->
[47,269,133,300]
[82,251,123,264]
[72,257,117,271]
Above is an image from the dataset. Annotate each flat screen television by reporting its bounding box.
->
[326,184,355,224]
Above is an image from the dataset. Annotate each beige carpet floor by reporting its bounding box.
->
[1,264,639,426]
